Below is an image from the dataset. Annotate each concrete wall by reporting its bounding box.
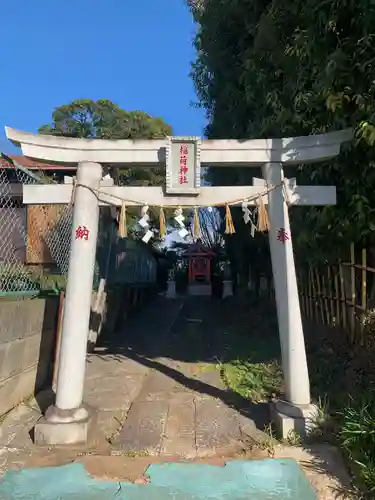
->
[0,297,59,415]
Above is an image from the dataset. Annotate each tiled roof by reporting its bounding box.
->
[0,155,75,171]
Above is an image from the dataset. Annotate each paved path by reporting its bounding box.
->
[88,296,270,457]
[0,296,352,498]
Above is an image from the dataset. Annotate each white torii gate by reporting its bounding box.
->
[5,126,352,444]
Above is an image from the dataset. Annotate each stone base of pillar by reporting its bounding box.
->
[270,400,319,440]
[187,283,211,296]
[166,280,177,299]
[33,404,96,446]
[222,280,233,298]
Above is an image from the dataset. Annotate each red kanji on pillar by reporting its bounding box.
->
[75,225,90,241]
[277,227,289,243]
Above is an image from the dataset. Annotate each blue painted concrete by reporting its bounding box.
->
[0,459,317,499]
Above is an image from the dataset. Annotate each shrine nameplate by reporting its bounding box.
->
[165,136,201,195]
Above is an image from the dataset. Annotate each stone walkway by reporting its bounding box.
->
[0,296,352,498]
[87,296,271,457]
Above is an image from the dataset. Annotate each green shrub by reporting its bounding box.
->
[339,398,375,497]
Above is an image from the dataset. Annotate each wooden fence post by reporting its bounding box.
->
[315,269,325,324]
[311,268,318,323]
[328,266,335,325]
[350,243,356,343]
[308,267,313,320]
[361,248,367,346]
[334,266,340,326]
[322,270,330,325]
[339,263,347,330]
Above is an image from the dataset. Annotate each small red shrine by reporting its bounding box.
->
[184,243,215,284]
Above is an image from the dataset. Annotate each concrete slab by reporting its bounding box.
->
[195,399,243,455]
[160,397,196,458]
[136,370,189,401]
[0,460,318,499]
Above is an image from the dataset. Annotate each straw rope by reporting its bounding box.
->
[72,180,287,209]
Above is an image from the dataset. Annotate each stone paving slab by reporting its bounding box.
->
[160,396,196,458]
[0,404,39,449]
[86,354,149,377]
[84,376,144,411]
[114,400,169,454]
[136,370,190,401]
[96,410,126,440]
[195,399,244,455]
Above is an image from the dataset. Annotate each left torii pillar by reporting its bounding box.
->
[34,162,102,446]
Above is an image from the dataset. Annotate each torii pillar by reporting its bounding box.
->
[263,165,314,437]
[41,162,102,445]
[6,127,352,444]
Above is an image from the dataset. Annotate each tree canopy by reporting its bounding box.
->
[189,0,375,264]
[39,99,172,187]
[39,98,171,140]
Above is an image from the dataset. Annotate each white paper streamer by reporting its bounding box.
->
[174,207,188,239]
[142,230,153,243]
[242,200,251,224]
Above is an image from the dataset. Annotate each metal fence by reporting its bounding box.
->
[0,163,73,296]
[0,160,157,297]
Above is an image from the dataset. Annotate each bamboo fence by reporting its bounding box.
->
[298,243,374,345]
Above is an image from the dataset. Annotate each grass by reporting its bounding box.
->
[222,359,282,402]
[338,400,375,498]
[215,298,283,402]
[195,362,219,373]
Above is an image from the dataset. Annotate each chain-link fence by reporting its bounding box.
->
[0,158,72,296]
[0,158,157,298]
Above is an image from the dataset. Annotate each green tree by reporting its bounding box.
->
[188,0,375,266]
[39,98,171,140]
[39,98,172,186]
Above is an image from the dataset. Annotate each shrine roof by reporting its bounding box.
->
[183,243,215,256]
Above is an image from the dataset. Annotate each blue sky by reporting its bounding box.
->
[0,0,206,154]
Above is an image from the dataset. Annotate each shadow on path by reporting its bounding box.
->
[94,295,281,434]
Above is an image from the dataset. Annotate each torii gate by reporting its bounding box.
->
[5,126,352,444]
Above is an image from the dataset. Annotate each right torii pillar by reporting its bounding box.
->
[263,162,313,438]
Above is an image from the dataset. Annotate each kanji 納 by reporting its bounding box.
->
[75,225,90,241]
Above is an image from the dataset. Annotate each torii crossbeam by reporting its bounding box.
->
[5,126,352,444]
